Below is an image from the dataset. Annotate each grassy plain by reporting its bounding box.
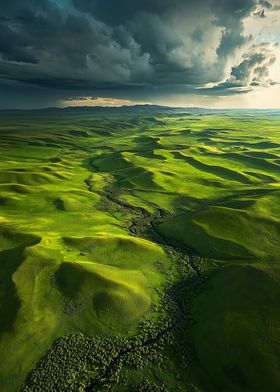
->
[0,108,280,391]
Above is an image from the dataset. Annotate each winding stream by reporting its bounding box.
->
[84,175,202,391]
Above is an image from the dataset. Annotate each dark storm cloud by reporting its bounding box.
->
[0,23,38,63]
[231,48,276,85]
[73,0,256,66]
[231,53,267,81]
[0,0,277,107]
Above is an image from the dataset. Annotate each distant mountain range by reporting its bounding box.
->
[0,104,279,115]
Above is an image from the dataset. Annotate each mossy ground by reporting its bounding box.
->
[0,109,280,391]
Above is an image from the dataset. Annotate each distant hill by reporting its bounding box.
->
[0,104,280,116]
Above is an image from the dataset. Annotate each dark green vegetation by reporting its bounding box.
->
[0,107,280,391]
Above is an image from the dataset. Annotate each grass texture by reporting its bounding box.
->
[0,109,280,391]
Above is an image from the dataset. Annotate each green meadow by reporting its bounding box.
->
[0,108,280,391]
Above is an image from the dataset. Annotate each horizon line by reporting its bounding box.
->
[1,104,280,111]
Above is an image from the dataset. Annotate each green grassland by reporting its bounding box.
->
[0,108,280,391]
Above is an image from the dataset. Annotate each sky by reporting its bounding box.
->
[0,0,279,109]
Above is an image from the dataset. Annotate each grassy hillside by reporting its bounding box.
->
[0,109,280,391]
[186,262,280,392]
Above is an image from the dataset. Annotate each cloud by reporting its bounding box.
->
[61,96,140,106]
[254,8,266,17]
[0,0,278,108]
[202,43,277,94]
[259,0,272,8]
[231,50,276,86]
[0,23,38,63]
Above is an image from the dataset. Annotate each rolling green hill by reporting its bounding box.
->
[0,108,280,391]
